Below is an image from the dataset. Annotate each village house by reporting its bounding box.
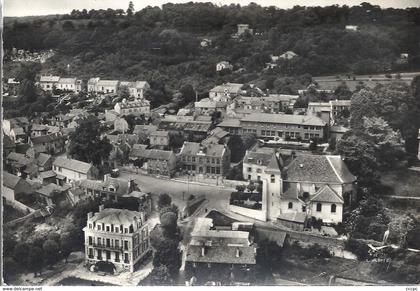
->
[209,83,244,102]
[240,113,327,141]
[47,114,74,127]
[307,100,351,125]
[53,157,99,185]
[35,183,70,206]
[87,77,100,92]
[39,75,60,91]
[3,172,33,202]
[149,130,170,148]
[133,124,158,136]
[120,81,150,99]
[185,218,257,285]
[242,147,276,181]
[179,142,231,178]
[235,23,253,36]
[279,51,298,60]
[28,133,66,155]
[216,61,233,72]
[3,117,30,143]
[194,98,227,116]
[159,117,213,141]
[5,78,20,95]
[83,205,150,273]
[114,99,150,116]
[97,79,120,94]
[345,25,359,31]
[30,124,49,137]
[3,135,16,157]
[56,77,77,92]
[142,149,177,177]
[201,127,230,146]
[5,152,33,178]
[78,175,138,202]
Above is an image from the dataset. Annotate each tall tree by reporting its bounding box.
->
[27,246,44,276]
[127,1,134,16]
[349,88,378,132]
[68,117,112,166]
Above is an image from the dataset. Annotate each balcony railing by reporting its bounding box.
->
[93,243,124,251]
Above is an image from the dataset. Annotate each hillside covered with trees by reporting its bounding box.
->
[4,2,420,99]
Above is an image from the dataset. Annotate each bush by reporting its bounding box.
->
[301,243,331,259]
[345,239,370,260]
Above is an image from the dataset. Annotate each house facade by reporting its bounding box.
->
[240,113,327,141]
[150,130,170,148]
[114,100,150,116]
[120,81,150,99]
[83,205,150,273]
[3,172,33,201]
[209,83,244,102]
[39,75,60,91]
[179,142,231,178]
[28,133,66,155]
[53,157,98,184]
[242,147,276,181]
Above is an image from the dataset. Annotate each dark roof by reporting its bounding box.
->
[3,172,22,189]
[36,183,67,197]
[281,182,301,200]
[30,133,63,144]
[7,152,32,166]
[37,153,52,166]
[285,155,356,184]
[242,113,326,126]
[79,177,130,196]
[265,153,284,173]
[186,244,256,265]
[244,147,275,167]
[310,185,344,203]
[144,149,174,160]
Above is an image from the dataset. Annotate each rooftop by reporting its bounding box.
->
[3,172,23,189]
[242,113,326,126]
[285,155,356,184]
[180,142,227,158]
[53,157,93,174]
[90,207,144,226]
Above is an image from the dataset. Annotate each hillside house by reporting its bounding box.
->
[216,61,233,72]
[53,157,99,185]
[3,172,33,202]
[39,75,60,91]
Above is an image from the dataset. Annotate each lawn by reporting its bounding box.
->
[380,168,420,197]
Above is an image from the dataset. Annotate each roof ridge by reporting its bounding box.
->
[326,155,344,183]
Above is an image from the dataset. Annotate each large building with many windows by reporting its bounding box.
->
[240,113,327,141]
[83,205,150,273]
[179,142,231,178]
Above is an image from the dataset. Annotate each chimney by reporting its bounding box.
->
[99,204,104,212]
[87,212,93,219]
[201,246,206,257]
[236,248,240,258]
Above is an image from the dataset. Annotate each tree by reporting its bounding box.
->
[27,246,44,276]
[152,238,182,277]
[127,1,134,16]
[150,265,174,285]
[118,85,130,100]
[350,88,378,133]
[3,257,19,282]
[68,117,112,166]
[247,181,256,193]
[179,84,196,106]
[334,82,352,100]
[18,79,39,104]
[60,234,73,263]
[13,242,30,267]
[336,132,379,187]
[361,117,406,169]
[388,214,416,248]
[157,193,172,209]
[43,239,60,267]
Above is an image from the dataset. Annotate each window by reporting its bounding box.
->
[302,205,306,212]
[98,225,101,231]
[248,167,252,172]
[88,236,93,245]
[288,202,293,209]
[97,237,101,246]
[115,240,119,248]
[106,226,110,232]
[115,252,120,262]
[316,203,322,212]
[106,239,110,247]
[270,175,275,183]
[256,168,262,173]
[124,240,129,250]
[331,204,336,213]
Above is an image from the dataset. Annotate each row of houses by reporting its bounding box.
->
[38,75,150,99]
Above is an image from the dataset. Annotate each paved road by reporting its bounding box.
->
[120,171,233,212]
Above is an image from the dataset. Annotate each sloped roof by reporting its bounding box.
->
[180,142,226,158]
[58,78,76,84]
[79,177,129,196]
[7,152,32,166]
[39,170,57,179]
[53,157,92,174]
[242,113,326,126]
[285,155,356,184]
[3,135,15,148]
[186,244,256,265]
[144,149,174,160]
[265,153,284,173]
[30,133,63,144]
[31,124,49,131]
[3,172,22,189]
[40,75,60,82]
[281,182,301,200]
[97,80,119,87]
[91,208,143,225]
[210,83,243,94]
[217,119,241,128]
[310,185,344,203]
[36,183,66,197]
[37,153,52,166]
[150,130,169,138]
[133,124,158,134]
[244,147,275,167]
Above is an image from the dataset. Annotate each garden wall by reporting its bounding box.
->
[229,204,267,221]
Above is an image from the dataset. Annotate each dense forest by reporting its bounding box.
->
[3,2,420,99]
